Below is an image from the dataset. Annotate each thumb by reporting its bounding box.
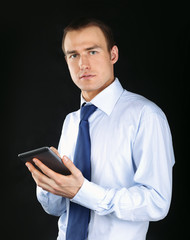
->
[50,146,61,158]
[62,155,81,176]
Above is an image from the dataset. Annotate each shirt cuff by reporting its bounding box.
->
[71,178,107,211]
[36,186,49,207]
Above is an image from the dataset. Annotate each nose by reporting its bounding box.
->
[79,54,90,70]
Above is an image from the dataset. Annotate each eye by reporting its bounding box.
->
[90,51,97,55]
[70,54,78,59]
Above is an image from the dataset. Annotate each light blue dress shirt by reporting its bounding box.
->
[37,78,175,240]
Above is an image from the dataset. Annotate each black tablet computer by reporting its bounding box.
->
[18,146,71,175]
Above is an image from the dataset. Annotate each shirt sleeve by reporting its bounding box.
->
[36,115,74,218]
[71,112,175,222]
[36,186,66,217]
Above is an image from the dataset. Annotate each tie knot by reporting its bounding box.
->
[80,104,97,121]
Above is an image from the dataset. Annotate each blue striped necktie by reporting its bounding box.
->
[66,104,97,240]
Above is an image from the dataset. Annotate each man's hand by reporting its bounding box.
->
[25,147,84,199]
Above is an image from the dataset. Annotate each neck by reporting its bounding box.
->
[82,90,99,102]
[82,77,115,102]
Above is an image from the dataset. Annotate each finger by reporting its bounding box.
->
[26,162,53,189]
[62,156,81,176]
[25,161,44,177]
[25,161,36,172]
[50,146,61,158]
[26,161,50,180]
[26,161,48,182]
[33,158,60,180]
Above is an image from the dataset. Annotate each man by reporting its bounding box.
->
[26,18,175,240]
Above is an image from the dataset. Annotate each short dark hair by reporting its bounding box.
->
[62,17,115,54]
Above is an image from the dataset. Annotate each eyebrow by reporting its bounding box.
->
[66,45,102,56]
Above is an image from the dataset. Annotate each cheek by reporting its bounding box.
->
[68,63,78,79]
[95,57,112,75]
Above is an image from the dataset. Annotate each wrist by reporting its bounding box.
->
[71,179,106,210]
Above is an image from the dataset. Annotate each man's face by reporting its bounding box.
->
[63,26,118,101]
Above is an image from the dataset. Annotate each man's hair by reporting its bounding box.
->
[62,17,115,54]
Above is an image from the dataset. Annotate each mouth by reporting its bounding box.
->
[79,74,96,80]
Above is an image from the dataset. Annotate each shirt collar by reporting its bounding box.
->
[80,78,124,116]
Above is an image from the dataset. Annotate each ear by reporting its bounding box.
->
[110,45,119,64]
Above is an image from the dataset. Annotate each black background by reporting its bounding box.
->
[2,0,189,239]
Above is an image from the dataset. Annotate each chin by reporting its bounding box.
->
[78,82,98,91]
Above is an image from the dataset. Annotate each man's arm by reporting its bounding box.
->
[71,112,175,221]
[26,147,81,216]
[26,113,174,222]
[36,186,66,217]
[26,154,84,200]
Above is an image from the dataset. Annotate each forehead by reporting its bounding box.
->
[64,26,107,52]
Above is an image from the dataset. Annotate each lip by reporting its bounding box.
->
[79,74,96,80]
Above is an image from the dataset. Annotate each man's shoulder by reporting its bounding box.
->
[119,90,166,120]
[65,108,80,122]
